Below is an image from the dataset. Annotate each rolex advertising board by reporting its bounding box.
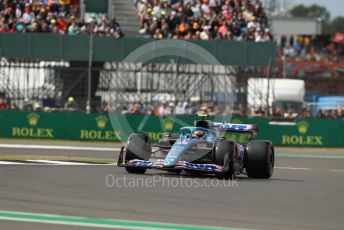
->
[262,119,343,147]
[1,111,58,139]
[0,110,343,147]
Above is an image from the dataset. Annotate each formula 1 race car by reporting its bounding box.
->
[117,114,274,179]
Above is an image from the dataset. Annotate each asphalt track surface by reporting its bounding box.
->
[0,142,343,230]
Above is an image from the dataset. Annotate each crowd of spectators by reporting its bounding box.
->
[1,96,344,119]
[135,0,272,41]
[101,100,344,119]
[280,35,343,63]
[315,108,344,119]
[261,106,343,119]
[0,0,123,37]
[102,101,221,116]
[0,97,42,111]
[277,34,344,77]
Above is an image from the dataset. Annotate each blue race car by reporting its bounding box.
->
[117,114,274,179]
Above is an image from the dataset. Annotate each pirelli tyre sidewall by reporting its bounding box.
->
[245,140,274,179]
[214,139,236,180]
[125,133,151,174]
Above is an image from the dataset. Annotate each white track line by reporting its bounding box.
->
[0,160,116,166]
[26,160,94,165]
[0,217,158,230]
[0,161,25,165]
[328,169,344,172]
[0,144,120,151]
[275,166,312,171]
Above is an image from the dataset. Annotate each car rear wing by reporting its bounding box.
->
[212,122,259,139]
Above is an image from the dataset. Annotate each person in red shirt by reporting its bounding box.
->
[0,97,6,110]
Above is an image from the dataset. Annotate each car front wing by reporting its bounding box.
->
[118,159,223,173]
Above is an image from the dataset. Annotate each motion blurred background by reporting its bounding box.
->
[0,0,343,145]
[1,3,343,230]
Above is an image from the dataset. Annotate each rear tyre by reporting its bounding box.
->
[214,140,236,180]
[245,140,274,179]
[125,133,151,174]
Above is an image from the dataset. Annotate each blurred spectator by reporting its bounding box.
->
[23,98,33,111]
[109,16,123,38]
[146,105,154,115]
[273,107,283,117]
[155,103,165,116]
[316,110,325,119]
[298,108,311,119]
[163,102,174,115]
[33,100,42,111]
[85,100,91,113]
[130,103,142,114]
[331,110,339,119]
[209,105,220,115]
[135,0,271,41]
[339,108,344,119]
[0,1,124,37]
[286,109,296,119]
[197,103,209,114]
[237,102,246,116]
[121,105,129,114]
[184,102,192,114]
[9,99,18,110]
[174,102,185,114]
[0,97,6,109]
[64,96,78,111]
[101,102,113,113]
[253,106,265,117]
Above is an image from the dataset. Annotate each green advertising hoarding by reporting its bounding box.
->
[0,34,275,66]
[0,110,343,147]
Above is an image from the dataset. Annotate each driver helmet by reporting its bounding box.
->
[193,130,205,139]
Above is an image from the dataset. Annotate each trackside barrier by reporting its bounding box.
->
[0,110,343,147]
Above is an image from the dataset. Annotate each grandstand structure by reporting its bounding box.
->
[110,0,141,37]
[0,0,342,118]
[0,33,274,113]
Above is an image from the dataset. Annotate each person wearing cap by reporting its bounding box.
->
[64,96,78,111]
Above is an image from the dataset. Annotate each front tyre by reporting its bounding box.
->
[214,140,236,180]
[245,140,274,179]
[125,133,151,174]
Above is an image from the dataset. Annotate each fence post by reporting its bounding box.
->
[266,57,273,116]
[87,24,94,113]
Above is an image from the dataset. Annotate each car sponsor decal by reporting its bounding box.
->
[214,122,253,131]
[126,159,222,172]
[175,139,189,145]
